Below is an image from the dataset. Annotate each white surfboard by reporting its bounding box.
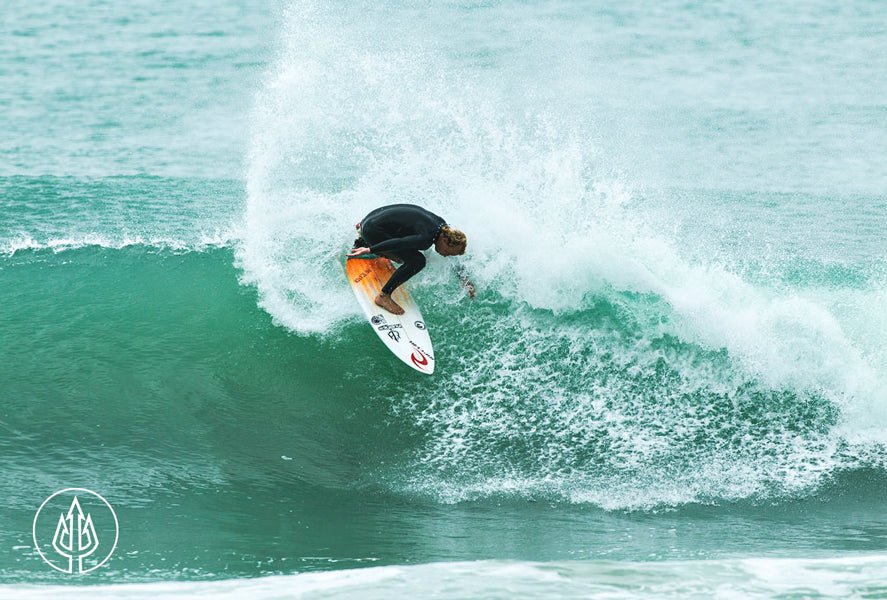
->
[345,255,435,374]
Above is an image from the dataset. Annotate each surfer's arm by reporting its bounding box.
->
[454,264,476,299]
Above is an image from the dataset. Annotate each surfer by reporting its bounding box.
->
[348,204,473,315]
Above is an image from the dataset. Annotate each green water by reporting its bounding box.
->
[2,0,887,597]
[2,247,886,582]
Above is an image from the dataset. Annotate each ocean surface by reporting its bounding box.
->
[2,0,886,597]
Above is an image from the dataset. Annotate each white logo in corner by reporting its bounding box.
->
[33,488,119,574]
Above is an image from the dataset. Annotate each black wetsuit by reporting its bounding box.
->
[355,204,446,294]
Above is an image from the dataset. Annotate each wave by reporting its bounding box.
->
[4,1,882,512]
[2,244,885,512]
[235,1,887,508]
[5,555,887,599]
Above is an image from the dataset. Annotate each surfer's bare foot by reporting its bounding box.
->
[375,292,405,315]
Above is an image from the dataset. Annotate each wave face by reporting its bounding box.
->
[239,0,887,509]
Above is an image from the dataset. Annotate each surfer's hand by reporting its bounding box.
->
[348,246,371,257]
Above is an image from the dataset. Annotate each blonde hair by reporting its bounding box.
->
[440,226,467,254]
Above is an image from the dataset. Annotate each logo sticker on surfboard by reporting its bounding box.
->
[410,351,429,369]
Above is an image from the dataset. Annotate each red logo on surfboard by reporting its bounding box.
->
[410,351,429,369]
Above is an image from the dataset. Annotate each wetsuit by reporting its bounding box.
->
[355,204,446,295]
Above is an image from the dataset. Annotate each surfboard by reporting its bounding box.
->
[345,255,435,374]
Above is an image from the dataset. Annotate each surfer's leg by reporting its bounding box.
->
[379,252,403,264]
[381,250,426,294]
[373,251,425,315]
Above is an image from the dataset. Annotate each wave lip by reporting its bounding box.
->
[0,231,235,257]
[0,175,244,258]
